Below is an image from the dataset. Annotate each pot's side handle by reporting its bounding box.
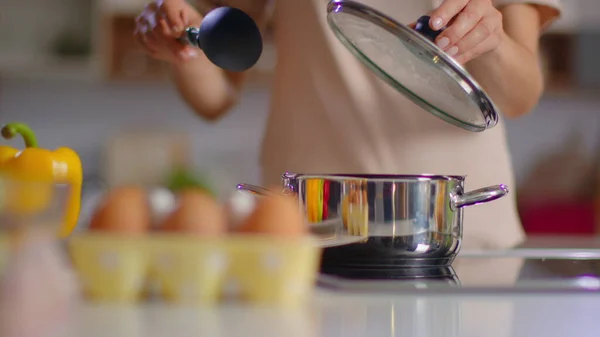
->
[451,184,509,210]
[236,184,276,197]
[236,183,296,197]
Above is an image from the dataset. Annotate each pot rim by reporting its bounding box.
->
[282,172,466,181]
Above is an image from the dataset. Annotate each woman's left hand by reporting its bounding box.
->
[428,0,505,64]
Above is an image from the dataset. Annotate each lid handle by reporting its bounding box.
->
[414,15,445,41]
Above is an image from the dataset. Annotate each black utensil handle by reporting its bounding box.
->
[173,7,262,72]
[414,15,445,41]
[178,27,201,48]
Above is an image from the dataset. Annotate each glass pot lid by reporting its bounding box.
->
[326,0,500,132]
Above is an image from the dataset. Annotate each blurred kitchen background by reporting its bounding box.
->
[2,0,600,235]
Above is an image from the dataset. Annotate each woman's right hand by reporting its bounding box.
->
[134,0,203,64]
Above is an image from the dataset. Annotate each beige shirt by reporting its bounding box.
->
[259,0,561,249]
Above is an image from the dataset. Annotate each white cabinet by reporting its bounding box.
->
[0,0,274,83]
[549,0,600,33]
[99,0,147,14]
[575,0,600,31]
[0,0,99,80]
[547,1,578,33]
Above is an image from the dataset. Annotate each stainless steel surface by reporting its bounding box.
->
[317,255,600,294]
[460,248,600,259]
[517,236,600,249]
[325,0,500,132]
[237,172,508,268]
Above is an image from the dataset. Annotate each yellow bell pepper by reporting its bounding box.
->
[0,122,82,237]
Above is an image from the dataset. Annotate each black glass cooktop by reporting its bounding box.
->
[317,254,600,294]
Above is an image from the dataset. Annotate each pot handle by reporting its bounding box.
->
[236,183,277,197]
[236,183,296,197]
[451,184,509,210]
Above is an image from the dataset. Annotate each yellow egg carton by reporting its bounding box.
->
[67,234,322,306]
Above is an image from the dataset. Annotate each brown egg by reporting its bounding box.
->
[89,186,150,234]
[237,189,307,237]
[160,189,226,236]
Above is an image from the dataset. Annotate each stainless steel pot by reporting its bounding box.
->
[237,172,508,270]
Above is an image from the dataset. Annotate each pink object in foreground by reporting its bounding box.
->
[0,232,80,337]
[519,201,595,235]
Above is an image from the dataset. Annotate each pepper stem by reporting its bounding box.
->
[1,123,38,148]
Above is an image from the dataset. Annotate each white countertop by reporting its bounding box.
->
[28,233,600,337]
[67,247,600,337]
[69,289,600,337]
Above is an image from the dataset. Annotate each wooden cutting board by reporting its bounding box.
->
[103,129,192,187]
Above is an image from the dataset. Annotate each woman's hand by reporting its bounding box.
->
[134,0,203,64]
[429,0,504,64]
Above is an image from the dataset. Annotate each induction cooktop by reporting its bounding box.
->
[317,253,600,294]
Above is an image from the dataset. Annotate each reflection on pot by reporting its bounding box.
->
[305,178,327,224]
[435,180,449,232]
[341,180,369,236]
